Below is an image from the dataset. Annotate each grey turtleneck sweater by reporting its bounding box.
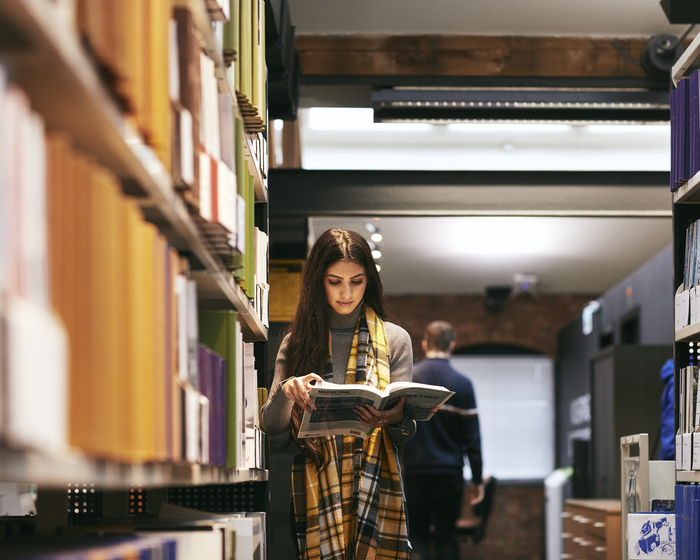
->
[260,304,416,446]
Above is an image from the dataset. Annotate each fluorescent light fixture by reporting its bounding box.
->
[372,88,670,124]
[447,123,572,133]
[586,124,670,134]
[449,217,554,256]
[306,107,431,132]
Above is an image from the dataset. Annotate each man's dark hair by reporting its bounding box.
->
[424,321,455,352]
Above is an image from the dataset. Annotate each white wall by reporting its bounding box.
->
[451,355,555,480]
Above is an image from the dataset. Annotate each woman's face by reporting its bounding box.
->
[324,259,367,315]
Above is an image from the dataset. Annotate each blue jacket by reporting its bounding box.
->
[401,358,483,483]
[659,358,674,460]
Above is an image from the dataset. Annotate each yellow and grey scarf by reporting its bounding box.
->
[291,306,410,560]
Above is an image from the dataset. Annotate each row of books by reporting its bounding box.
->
[676,366,699,470]
[671,68,700,191]
[47,2,267,296]
[674,484,700,560]
[72,0,268,171]
[0,68,70,454]
[198,311,265,470]
[684,219,700,290]
[173,7,268,307]
[0,71,264,467]
[76,0,173,174]
[222,0,267,132]
[0,505,266,559]
[0,534,179,560]
[676,218,700,331]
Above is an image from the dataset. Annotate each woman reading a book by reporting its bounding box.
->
[261,228,415,560]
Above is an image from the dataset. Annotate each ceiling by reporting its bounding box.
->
[287,0,684,37]
[276,0,689,297]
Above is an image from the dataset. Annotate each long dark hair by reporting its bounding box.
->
[286,228,386,463]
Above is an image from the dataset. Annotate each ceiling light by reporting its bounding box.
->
[370,232,383,242]
[307,107,431,131]
[586,124,669,134]
[371,250,382,259]
[372,88,670,124]
[449,218,553,256]
[447,123,572,133]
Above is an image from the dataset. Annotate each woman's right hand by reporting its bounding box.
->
[282,373,324,412]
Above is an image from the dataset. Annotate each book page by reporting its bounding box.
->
[298,383,383,438]
[379,383,454,420]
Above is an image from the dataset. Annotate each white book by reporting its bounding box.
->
[235,320,246,469]
[687,366,697,433]
[235,194,246,254]
[199,52,210,154]
[3,296,68,452]
[184,383,201,463]
[199,394,210,465]
[168,19,180,103]
[679,368,686,435]
[174,275,189,382]
[217,159,237,233]
[0,63,7,294]
[186,279,199,389]
[199,151,212,222]
[244,342,258,468]
[179,108,194,187]
[229,515,255,560]
[690,366,700,431]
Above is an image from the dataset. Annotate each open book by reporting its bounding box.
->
[298,381,454,439]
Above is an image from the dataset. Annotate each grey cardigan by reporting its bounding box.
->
[260,305,416,446]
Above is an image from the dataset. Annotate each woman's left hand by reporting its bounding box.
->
[355,395,406,428]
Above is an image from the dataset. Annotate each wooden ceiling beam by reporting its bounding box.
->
[295,35,654,79]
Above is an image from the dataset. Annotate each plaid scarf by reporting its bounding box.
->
[292,306,410,560]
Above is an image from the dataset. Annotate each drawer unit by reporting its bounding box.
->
[562,499,621,560]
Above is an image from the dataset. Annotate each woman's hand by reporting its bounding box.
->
[282,373,324,412]
[355,395,406,429]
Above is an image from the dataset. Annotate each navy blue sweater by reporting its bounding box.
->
[401,358,483,484]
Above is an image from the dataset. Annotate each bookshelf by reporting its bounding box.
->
[0,0,270,556]
[671,30,700,559]
[0,0,266,339]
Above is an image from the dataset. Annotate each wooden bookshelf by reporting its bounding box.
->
[0,0,269,502]
[671,30,700,554]
[0,447,267,489]
[675,320,700,342]
[672,32,700,86]
[673,170,700,203]
[0,0,266,339]
[173,0,268,203]
[676,470,700,483]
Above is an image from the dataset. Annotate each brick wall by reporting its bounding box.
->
[386,293,596,358]
[458,483,546,560]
